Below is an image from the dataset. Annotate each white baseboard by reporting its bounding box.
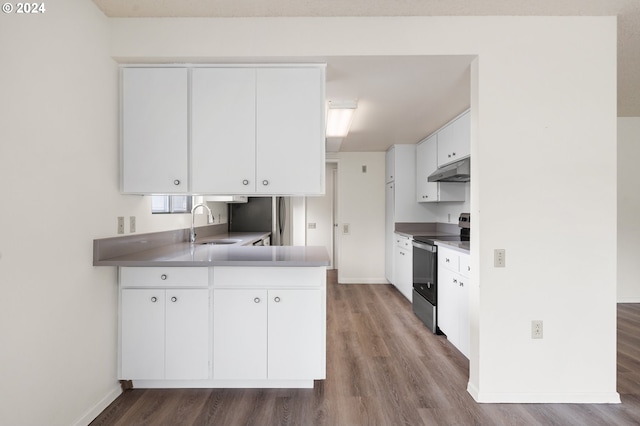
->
[72,385,122,426]
[337,278,389,284]
[618,298,640,303]
[468,382,620,404]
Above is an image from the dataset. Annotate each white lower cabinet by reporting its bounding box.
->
[212,266,326,385]
[120,288,209,380]
[437,247,470,358]
[213,287,324,381]
[393,234,413,301]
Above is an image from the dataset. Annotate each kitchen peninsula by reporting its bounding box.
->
[94,226,329,389]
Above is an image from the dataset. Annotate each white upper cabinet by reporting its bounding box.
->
[191,68,257,194]
[122,65,325,196]
[416,134,465,203]
[437,110,471,167]
[385,147,395,183]
[121,68,188,194]
[256,67,325,195]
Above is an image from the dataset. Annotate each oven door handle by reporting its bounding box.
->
[412,241,437,252]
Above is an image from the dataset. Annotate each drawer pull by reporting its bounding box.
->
[150,296,157,303]
[243,179,249,185]
[171,296,177,302]
[262,180,269,186]
[274,296,281,303]
[173,179,180,186]
[161,274,167,280]
[254,297,261,303]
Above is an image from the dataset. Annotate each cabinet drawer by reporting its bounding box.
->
[459,255,471,278]
[213,266,325,288]
[438,249,460,273]
[120,267,209,288]
[395,234,411,250]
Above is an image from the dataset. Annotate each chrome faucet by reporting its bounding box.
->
[190,203,214,243]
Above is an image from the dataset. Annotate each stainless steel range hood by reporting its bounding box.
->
[427,158,470,182]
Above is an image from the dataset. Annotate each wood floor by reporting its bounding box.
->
[91,271,640,425]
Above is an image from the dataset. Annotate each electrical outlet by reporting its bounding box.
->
[343,223,350,234]
[117,216,125,234]
[129,216,136,233]
[532,320,543,339]
[494,249,506,267]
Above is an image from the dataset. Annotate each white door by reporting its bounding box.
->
[256,68,324,195]
[120,289,165,379]
[121,68,188,194]
[191,68,257,194]
[213,289,268,380]
[268,289,324,379]
[165,289,210,380]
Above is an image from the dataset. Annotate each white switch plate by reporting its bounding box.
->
[343,223,350,234]
[494,249,506,267]
[117,216,125,234]
[129,216,136,233]
[531,320,543,339]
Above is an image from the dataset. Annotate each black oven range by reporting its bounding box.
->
[412,213,469,334]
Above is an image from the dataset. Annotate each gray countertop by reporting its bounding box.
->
[93,230,330,267]
[435,240,470,254]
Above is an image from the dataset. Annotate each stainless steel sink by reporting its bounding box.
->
[199,239,240,245]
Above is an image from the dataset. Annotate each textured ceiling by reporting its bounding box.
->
[93,0,640,150]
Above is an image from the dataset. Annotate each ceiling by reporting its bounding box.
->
[93,0,640,152]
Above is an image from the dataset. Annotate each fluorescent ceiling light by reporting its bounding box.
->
[326,100,357,137]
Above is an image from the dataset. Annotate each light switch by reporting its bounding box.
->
[308,222,317,229]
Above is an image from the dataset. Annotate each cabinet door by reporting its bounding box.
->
[437,111,470,167]
[191,68,257,194]
[122,68,188,194]
[165,289,210,380]
[213,289,268,380]
[456,274,470,358]
[395,246,413,301]
[256,68,325,195]
[437,268,458,340]
[268,289,324,380]
[386,147,395,183]
[120,289,165,379]
[416,135,439,202]
[385,182,395,283]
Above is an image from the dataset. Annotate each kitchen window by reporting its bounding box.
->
[151,195,193,214]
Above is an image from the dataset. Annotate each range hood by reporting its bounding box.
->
[428,158,470,183]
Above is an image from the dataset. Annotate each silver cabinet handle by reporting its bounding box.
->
[459,281,464,287]
[262,180,269,186]
[254,297,260,303]
[150,296,157,303]
[161,274,167,280]
[171,296,177,302]
[274,296,281,303]
[173,179,180,185]
[453,278,458,284]
[242,179,249,186]
[445,258,450,263]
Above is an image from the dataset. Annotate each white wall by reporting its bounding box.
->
[107,15,619,403]
[0,13,619,424]
[0,3,194,425]
[337,152,387,283]
[618,117,640,302]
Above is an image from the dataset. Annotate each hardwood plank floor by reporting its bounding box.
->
[91,271,640,425]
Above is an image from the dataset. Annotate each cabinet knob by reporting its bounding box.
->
[274,296,281,303]
[453,278,458,284]
[254,297,261,303]
[452,152,456,156]
[242,179,249,186]
[173,179,180,186]
[150,296,157,303]
[160,274,167,280]
[459,281,464,287]
[262,180,269,186]
[448,154,451,158]
[445,258,450,263]
[171,296,177,302]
